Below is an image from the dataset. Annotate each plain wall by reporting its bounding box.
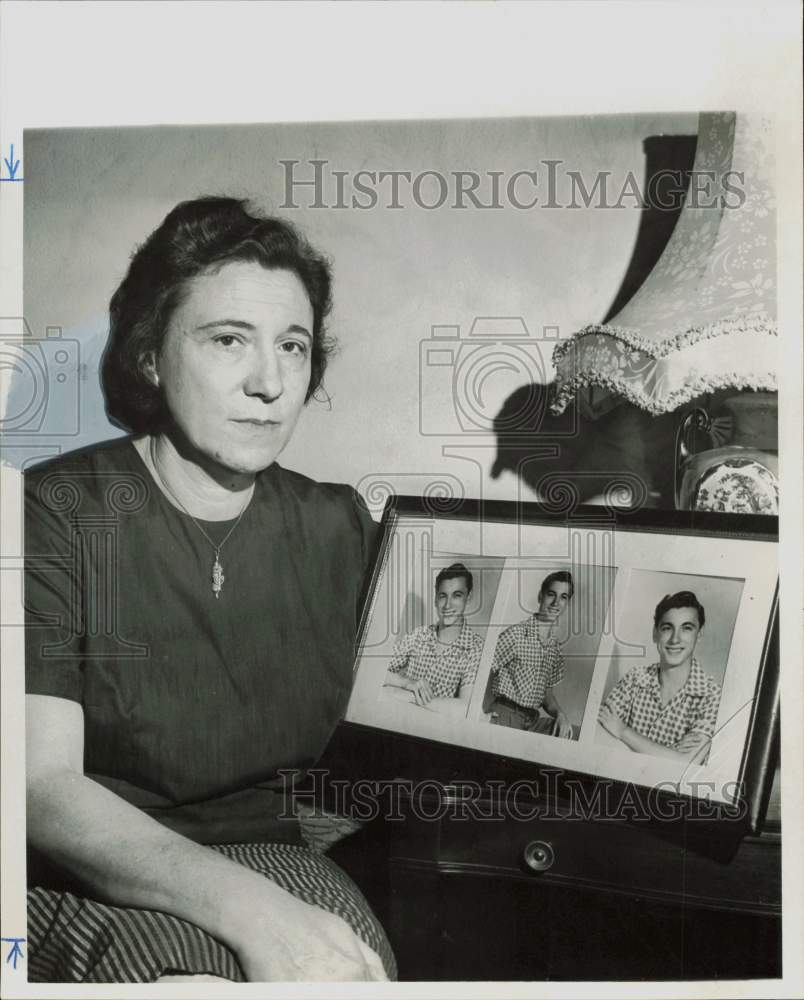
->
[19,114,697,501]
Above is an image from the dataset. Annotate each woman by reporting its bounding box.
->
[383,562,482,714]
[24,197,394,982]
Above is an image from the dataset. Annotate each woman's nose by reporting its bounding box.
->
[244,348,283,400]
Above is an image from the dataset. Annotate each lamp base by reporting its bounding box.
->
[675,392,778,513]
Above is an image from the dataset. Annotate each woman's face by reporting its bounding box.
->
[153,261,313,477]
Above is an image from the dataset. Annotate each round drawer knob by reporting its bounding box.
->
[523,839,555,872]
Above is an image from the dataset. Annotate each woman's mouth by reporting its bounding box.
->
[232,418,281,428]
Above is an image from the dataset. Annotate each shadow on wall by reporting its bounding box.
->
[489,134,700,510]
[490,384,680,508]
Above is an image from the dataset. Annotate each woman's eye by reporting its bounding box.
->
[279,340,309,357]
[213,334,240,348]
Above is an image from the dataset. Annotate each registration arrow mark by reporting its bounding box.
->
[2,144,22,181]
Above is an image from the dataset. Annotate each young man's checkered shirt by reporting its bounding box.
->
[602,657,722,748]
[491,616,564,710]
[388,621,483,698]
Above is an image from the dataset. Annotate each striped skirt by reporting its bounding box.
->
[28,843,396,982]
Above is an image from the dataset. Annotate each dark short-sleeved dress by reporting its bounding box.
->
[24,437,394,981]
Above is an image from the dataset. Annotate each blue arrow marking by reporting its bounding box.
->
[1,937,25,969]
[1,145,23,182]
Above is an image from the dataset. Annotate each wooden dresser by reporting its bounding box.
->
[385,789,780,980]
[323,726,782,982]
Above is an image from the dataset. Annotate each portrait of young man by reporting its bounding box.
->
[383,562,483,717]
[487,571,575,738]
[598,590,722,763]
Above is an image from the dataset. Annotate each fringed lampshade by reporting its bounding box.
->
[551,112,776,419]
[550,112,778,514]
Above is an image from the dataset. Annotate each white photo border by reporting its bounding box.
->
[346,497,779,816]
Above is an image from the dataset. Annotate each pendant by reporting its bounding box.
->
[212,556,224,599]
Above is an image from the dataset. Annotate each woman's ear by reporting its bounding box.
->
[142,352,159,388]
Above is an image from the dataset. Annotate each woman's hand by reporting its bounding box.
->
[405,678,435,706]
[26,695,388,984]
[233,888,387,981]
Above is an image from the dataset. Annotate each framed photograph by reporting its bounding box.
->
[346,497,779,814]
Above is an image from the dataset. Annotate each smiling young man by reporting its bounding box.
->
[488,570,574,738]
[384,563,483,713]
[597,591,722,763]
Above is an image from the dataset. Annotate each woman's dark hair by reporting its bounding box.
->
[539,570,574,599]
[653,591,706,629]
[101,196,334,433]
[435,562,474,594]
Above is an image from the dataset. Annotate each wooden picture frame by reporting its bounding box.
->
[345,497,779,831]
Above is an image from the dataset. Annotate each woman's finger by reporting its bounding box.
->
[356,939,388,981]
[329,924,385,981]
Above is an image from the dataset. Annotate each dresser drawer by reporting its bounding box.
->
[392,807,781,915]
[434,811,684,896]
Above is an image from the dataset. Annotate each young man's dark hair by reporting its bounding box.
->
[539,569,574,599]
[435,562,473,594]
[653,590,706,629]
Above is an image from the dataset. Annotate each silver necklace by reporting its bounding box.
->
[149,438,254,599]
